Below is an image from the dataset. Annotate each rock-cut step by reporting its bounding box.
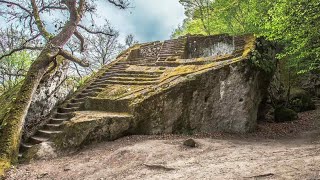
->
[102,72,161,79]
[102,80,159,85]
[84,98,132,113]
[107,76,160,82]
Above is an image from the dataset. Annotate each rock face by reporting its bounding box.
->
[19,34,276,156]
[23,59,73,140]
[134,60,267,134]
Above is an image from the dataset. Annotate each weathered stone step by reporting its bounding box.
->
[111,63,130,67]
[114,61,130,65]
[36,129,62,138]
[29,136,49,144]
[108,76,159,82]
[102,73,160,79]
[158,54,181,57]
[164,40,185,44]
[71,97,86,103]
[163,44,184,47]
[20,142,33,152]
[77,91,97,98]
[87,83,109,89]
[49,118,67,124]
[107,67,128,71]
[55,112,72,119]
[159,49,184,52]
[58,107,79,113]
[67,102,83,108]
[84,98,132,113]
[43,123,63,131]
[82,87,104,94]
[103,80,158,85]
[114,70,163,75]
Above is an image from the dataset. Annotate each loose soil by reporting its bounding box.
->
[5,107,320,180]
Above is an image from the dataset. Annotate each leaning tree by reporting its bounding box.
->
[0,0,129,175]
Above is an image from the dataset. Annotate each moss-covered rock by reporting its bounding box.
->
[274,107,298,123]
[54,112,133,149]
[289,88,316,112]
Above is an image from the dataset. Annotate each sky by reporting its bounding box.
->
[0,0,186,44]
[95,0,186,43]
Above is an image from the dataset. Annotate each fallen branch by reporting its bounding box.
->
[244,173,275,179]
[143,163,175,171]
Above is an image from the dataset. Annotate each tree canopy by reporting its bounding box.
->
[174,0,320,73]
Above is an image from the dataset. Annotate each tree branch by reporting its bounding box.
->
[107,0,129,9]
[74,30,85,52]
[0,46,42,60]
[50,0,82,47]
[78,0,85,16]
[22,33,41,46]
[31,0,51,40]
[78,24,115,36]
[0,0,32,16]
[58,49,89,67]
[39,6,68,13]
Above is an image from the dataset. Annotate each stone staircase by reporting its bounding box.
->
[19,60,165,155]
[157,37,186,61]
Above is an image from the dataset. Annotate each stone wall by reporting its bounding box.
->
[186,35,247,59]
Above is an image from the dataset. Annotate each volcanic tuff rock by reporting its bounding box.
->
[19,34,276,159]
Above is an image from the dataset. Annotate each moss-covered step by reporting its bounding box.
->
[107,76,160,82]
[83,98,133,113]
[101,80,159,85]
[101,72,161,78]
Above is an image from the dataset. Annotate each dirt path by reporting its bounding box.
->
[5,107,320,180]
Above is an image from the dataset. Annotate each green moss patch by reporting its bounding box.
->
[0,83,22,132]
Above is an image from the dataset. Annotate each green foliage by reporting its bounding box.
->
[249,39,277,77]
[0,50,34,92]
[263,0,320,73]
[174,0,273,37]
[175,0,320,73]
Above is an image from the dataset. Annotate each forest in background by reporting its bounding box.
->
[173,0,319,75]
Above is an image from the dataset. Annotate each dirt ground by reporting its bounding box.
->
[5,107,320,180]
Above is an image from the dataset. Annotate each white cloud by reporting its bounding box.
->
[95,0,186,43]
